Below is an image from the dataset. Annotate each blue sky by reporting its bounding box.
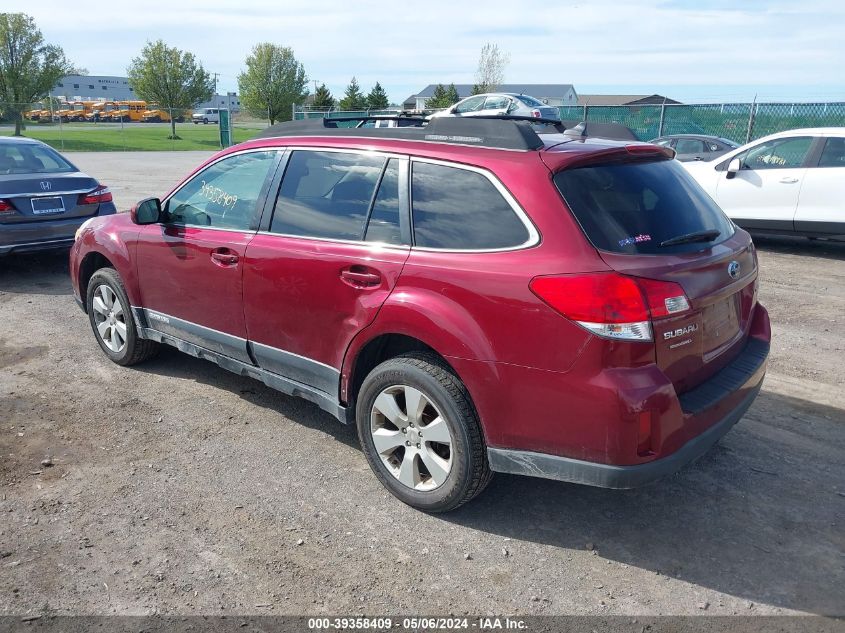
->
[8,0,845,104]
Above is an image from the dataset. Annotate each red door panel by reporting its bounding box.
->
[242,235,410,392]
[135,224,253,361]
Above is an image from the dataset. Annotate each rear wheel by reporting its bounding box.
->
[356,353,492,512]
[203,118,209,124]
[86,268,159,366]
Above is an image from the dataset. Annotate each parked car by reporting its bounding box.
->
[193,108,220,124]
[428,93,560,120]
[682,128,845,239]
[70,117,770,512]
[0,137,115,256]
[650,134,739,162]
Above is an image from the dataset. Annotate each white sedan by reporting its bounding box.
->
[682,127,844,239]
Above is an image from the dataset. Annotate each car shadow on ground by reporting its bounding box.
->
[751,234,845,260]
[134,346,359,449]
[443,389,844,616]
[0,249,72,296]
[132,347,844,615]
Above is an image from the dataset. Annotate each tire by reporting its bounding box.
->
[203,118,208,124]
[356,353,492,512]
[86,267,159,366]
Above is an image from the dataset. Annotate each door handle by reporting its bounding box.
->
[779,177,799,184]
[210,249,239,266]
[340,266,381,288]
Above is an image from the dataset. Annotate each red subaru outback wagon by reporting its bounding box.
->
[70,117,770,512]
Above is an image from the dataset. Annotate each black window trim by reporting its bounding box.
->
[409,156,541,253]
[160,147,284,233]
[257,146,412,248]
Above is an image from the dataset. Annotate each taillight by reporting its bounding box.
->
[529,272,691,341]
[636,277,690,317]
[0,199,14,214]
[531,109,541,118]
[78,185,112,205]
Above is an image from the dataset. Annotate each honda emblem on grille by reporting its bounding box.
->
[40,181,52,191]
[728,260,740,279]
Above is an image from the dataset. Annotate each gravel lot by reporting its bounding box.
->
[1,152,843,619]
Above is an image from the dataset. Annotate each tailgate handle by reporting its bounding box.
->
[340,266,381,288]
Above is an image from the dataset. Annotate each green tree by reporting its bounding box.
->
[0,13,73,135]
[128,40,213,139]
[425,84,451,109]
[445,83,460,106]
[312,83,335,109]
[338,77,367,111]
[366,81,389,110]
[238,43,308,125]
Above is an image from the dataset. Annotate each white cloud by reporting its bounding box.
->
[7,0,845,101]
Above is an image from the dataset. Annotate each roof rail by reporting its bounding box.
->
[256,116,558,151]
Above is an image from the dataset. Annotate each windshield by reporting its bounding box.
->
[553,158,735,254]
[73,105,84,111]
[0,143,75,174]
[516,95,545,107]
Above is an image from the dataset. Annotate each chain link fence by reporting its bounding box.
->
[560,102,845,143]
[5,100,843,151]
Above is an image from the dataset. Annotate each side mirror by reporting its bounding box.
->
[726,158,742,179]
[130,197,162,225]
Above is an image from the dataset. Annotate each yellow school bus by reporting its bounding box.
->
[111,100,148,122]
[141,104,187,123]
[84,101,117,122]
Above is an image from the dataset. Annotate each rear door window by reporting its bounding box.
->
[675,139,705,154]
[411,161,532,250]
[553,158,735,255]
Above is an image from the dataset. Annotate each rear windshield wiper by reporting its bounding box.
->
[660,229,721,247]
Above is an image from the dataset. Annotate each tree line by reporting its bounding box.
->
[1,12,510,136]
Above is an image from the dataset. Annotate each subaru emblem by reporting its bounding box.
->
[40,181,51,191]
[728,260,740,279]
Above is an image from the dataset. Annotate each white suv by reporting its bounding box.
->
[192,108,220,125]
[682,128,845,239]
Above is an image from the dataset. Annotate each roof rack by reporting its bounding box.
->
[256,116,565,151]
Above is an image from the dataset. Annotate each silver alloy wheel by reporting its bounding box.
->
[370,384,453,491]
[91,284,127,353]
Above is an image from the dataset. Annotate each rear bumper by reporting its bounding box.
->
[0,204,115,255]
[489,378,762,488]
[488,332,769,488]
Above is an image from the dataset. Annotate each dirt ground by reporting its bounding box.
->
[0,152,843,619]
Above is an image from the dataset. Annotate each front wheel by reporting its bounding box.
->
[356,353,492,512]
[86,268,159,366]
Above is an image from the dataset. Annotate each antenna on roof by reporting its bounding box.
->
[564,121,589,139]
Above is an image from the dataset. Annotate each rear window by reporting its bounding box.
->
[553,159,735,254]
[0,143,74,174]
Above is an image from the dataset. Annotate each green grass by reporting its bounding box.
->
[0,122,266,152]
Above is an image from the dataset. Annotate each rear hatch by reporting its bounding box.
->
[550,153,758,393]
[0,173,101,224]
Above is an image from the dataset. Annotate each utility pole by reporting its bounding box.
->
[212,72,220,96]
